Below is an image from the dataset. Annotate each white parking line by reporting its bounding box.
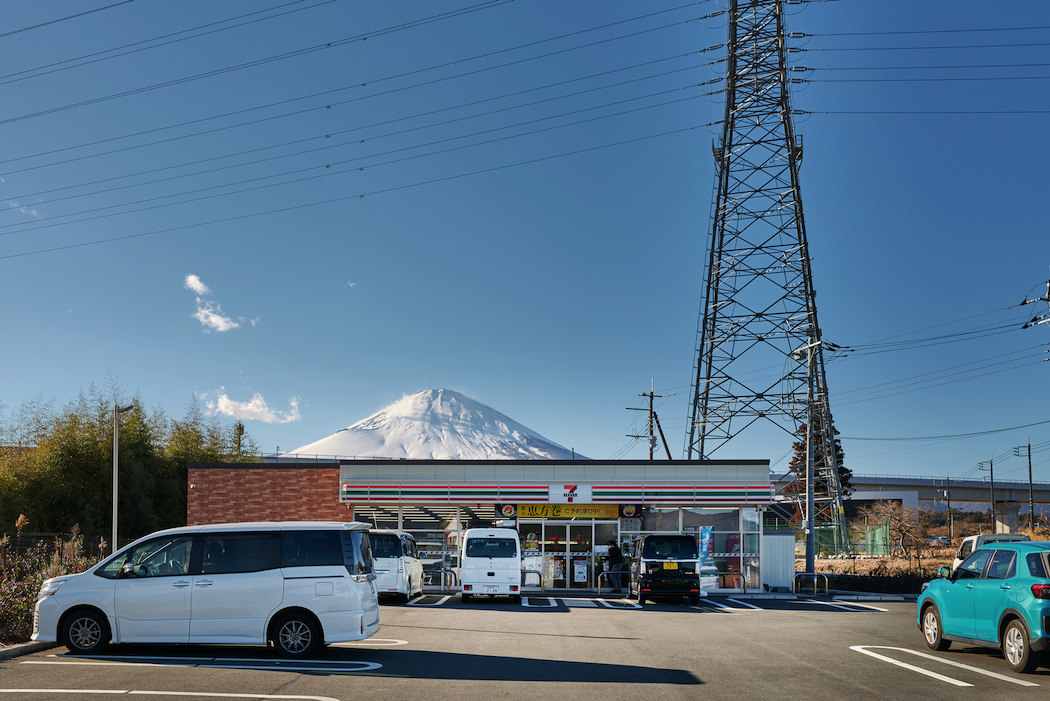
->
[726,598,763,610]
[563,599,599,608]
[797,599,858,612]
[850,646,1040,687]
[335,638,408,646]
[597,598,642,609]
[832,600,889,612]
[24,657,383,673]
[0,691,340,700]
[521,597,558,608]
[408,594,453,607]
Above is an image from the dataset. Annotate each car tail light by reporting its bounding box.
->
[463,584,472,591]
[511,585,519,592]
[1032,584,1050,599]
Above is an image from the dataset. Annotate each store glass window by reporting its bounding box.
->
[742,507,761,532]
[641,507,680,531]
[682,507,738,531]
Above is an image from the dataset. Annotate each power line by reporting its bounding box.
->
[0,124,701,261]
[0,1,135,40]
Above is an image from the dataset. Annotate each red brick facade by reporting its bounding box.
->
[187,463,350,525]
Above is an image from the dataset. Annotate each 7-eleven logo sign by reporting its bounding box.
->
[549,484,592,504]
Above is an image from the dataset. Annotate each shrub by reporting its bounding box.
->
[0,529,101,644]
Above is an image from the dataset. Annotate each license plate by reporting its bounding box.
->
[663,562,678,570]
[485,585,499,593]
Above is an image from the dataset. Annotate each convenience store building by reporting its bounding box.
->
[188,457,786,593]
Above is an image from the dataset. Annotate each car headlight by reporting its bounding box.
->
[37,579,64,601]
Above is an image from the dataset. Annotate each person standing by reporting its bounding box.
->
[606,540,624,593]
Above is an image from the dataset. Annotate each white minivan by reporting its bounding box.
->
[32,521,380,658]
[369,529,424,603]
[460,527,522,603]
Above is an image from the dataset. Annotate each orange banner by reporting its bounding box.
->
[517,504,619,519]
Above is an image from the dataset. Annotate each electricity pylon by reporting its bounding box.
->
[684,0,848,557]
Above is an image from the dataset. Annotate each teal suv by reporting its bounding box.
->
[917,541,1050,673]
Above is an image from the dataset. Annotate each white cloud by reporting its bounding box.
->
[184,274,254,332]
[193,301,240,332]
[205,390,301,424]
[184,274,210,295]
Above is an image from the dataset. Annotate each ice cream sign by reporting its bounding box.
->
[549,484,592,503]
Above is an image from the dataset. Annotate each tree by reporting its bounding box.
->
[781,419,853,527]
[858,500,925,558]
[0,385,260,542]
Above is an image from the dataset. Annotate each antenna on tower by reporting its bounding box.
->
[684,0,849,562]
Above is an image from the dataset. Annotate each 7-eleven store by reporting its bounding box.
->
[340,458,778,593]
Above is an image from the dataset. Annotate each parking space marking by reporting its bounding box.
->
[335,638,408,646]
[522,597,558,608]
[407,595,452,607]
[562,599,599,608]
[797,599,860,612]
[24,656,383,673]
[597,598,641,609]
[850,646,1040,688]
[832,600,889,612]
[1,691,340,700]
[725,598,763,610]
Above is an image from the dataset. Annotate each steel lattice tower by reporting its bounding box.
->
[685,0,848,547]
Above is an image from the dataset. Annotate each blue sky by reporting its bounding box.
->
[2,1,1048,482]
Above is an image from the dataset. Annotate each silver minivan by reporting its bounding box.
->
[369,529,424,603]
[32,521,379,658]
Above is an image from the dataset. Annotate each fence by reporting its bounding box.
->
[0,532,118,559]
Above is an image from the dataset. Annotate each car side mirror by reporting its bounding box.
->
[937,567,950,579]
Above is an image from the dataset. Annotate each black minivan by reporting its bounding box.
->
[629,534,702,604]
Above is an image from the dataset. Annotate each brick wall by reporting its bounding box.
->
[187,463,350,525]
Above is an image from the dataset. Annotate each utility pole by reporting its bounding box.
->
[1015,440,1034,530]
[627,380,668,459]
[979,456,996,534]
[944,476,953,541]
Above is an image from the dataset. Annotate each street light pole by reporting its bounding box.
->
[112,402,134,554]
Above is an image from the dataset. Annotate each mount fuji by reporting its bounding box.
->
[286,389,584,460]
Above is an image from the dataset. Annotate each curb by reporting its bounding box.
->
[0,641,57,660]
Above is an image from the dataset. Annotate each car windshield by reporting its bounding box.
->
[642,537,698,559]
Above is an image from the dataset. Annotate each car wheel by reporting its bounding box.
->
[512,594,522,604]
[462,593,472,603]
[1003,619,1041,673]
[689,594,701,605]
[272,613,322,658]
[921,606,951,651]
[61,609,109,654]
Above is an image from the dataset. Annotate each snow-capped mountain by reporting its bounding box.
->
[286,389,583,460]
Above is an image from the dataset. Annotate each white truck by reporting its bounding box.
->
[951,533,1031,571]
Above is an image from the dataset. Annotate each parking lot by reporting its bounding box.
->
[4,594,1049,700]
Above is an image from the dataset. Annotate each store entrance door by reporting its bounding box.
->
[539,522,592,589]
[519,520,619,590]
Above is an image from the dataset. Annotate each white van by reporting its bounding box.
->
[460,528,522,603]
[952,533,1031,571]
[32,521,379,658]
[369,529,424,603]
